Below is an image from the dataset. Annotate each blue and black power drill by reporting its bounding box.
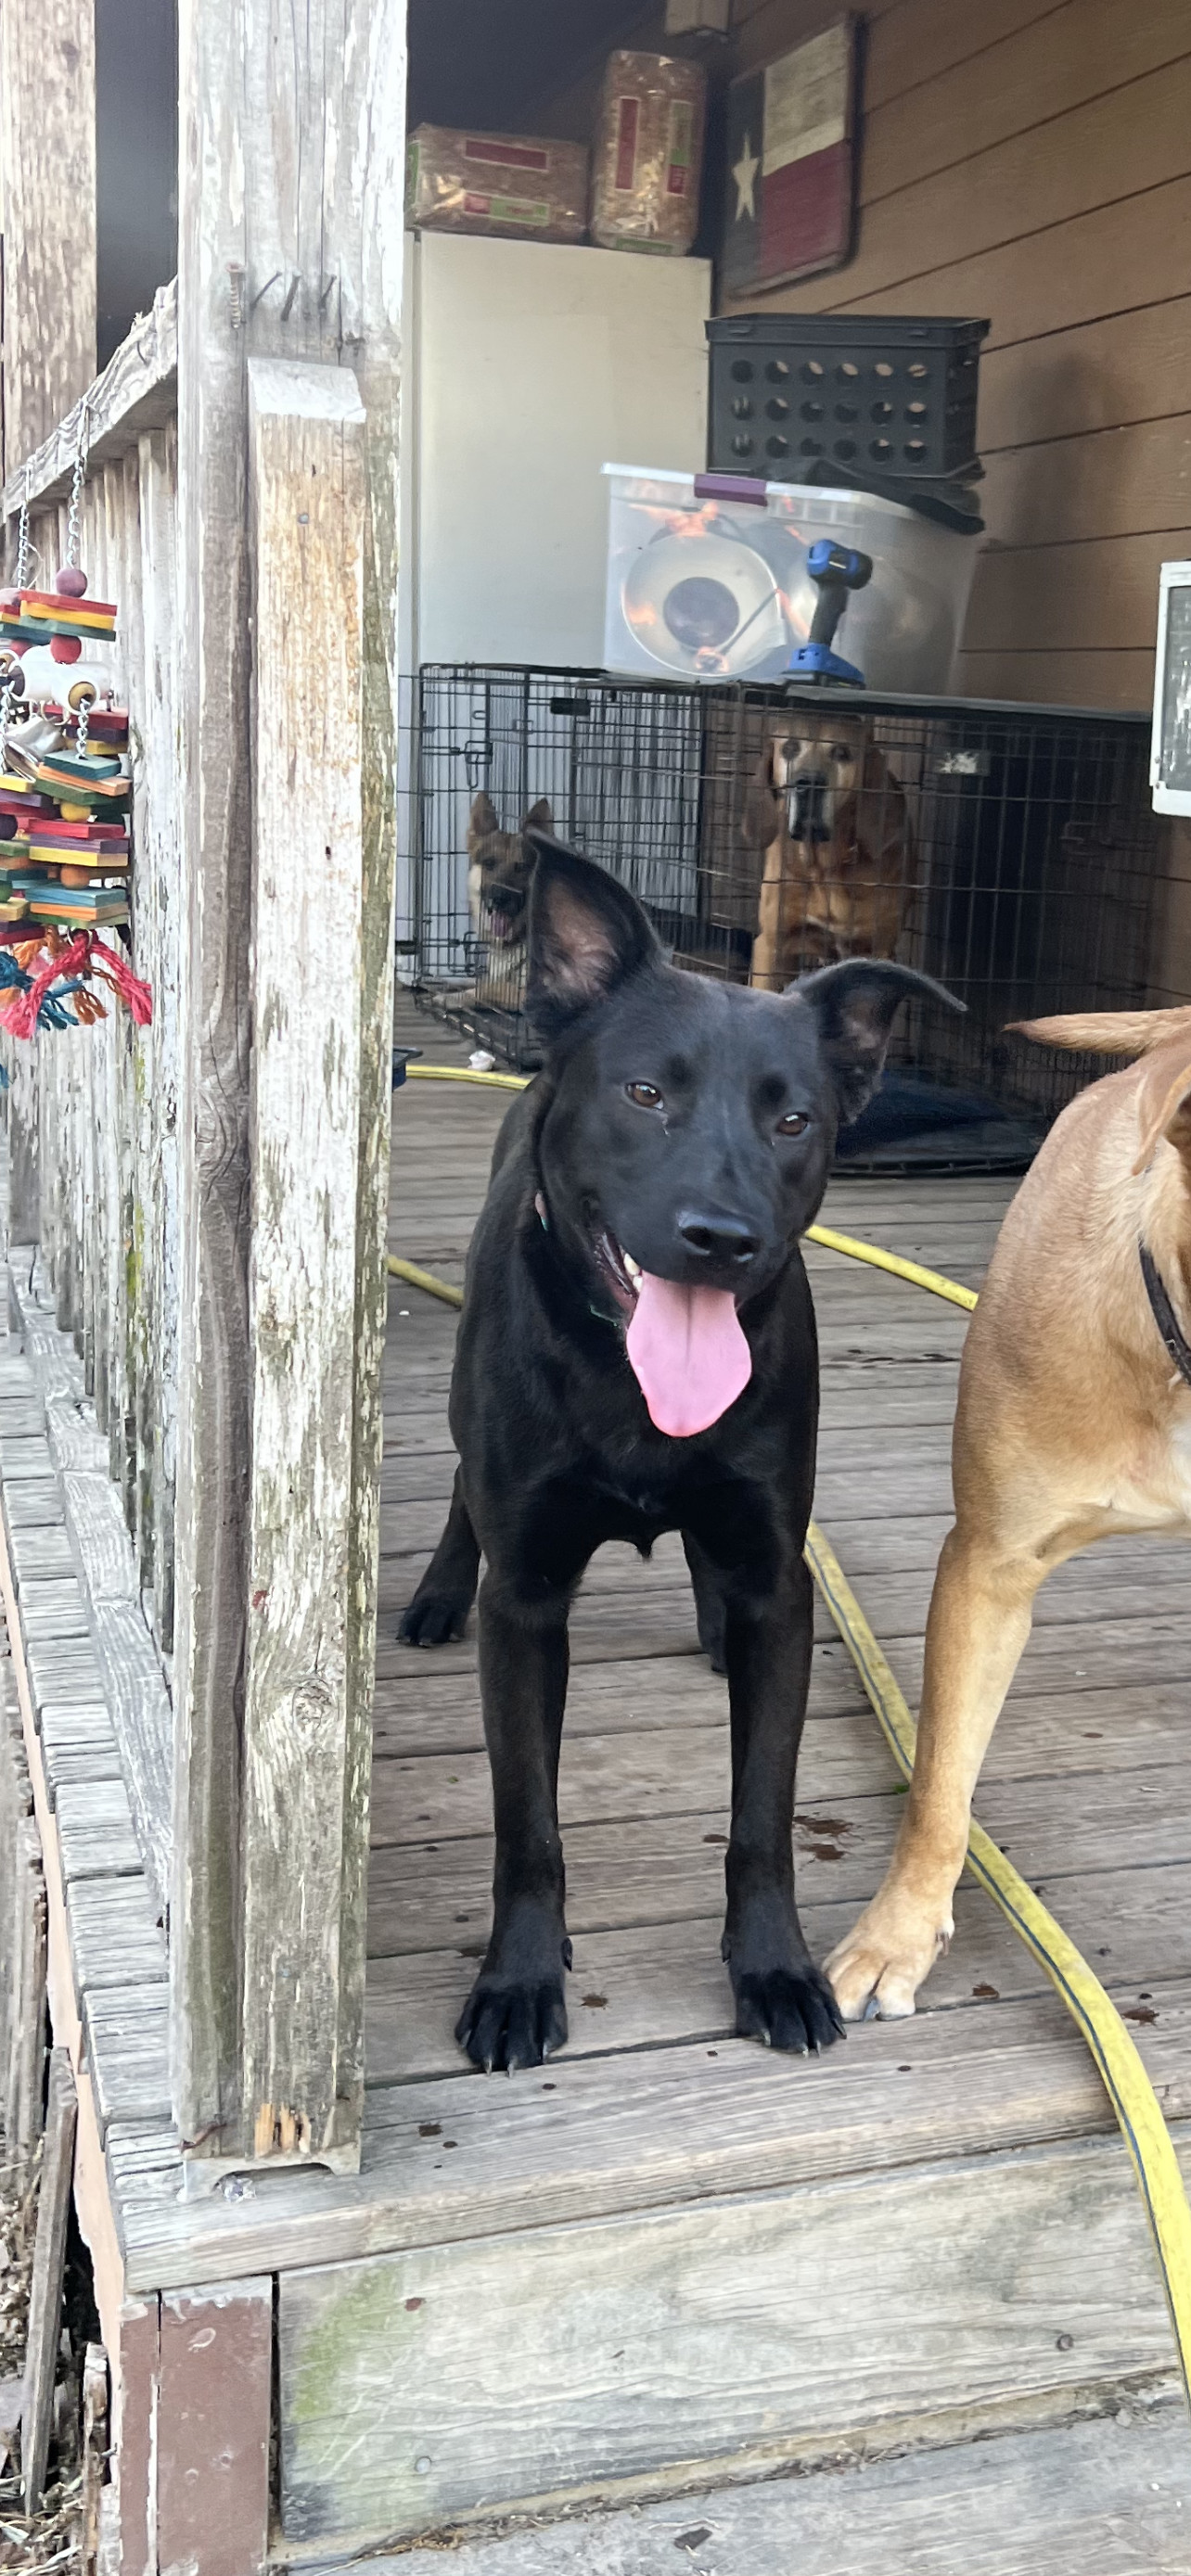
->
[788,539,873,687]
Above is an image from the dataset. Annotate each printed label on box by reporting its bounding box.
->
[667,99,693,194]
[615,96,640,190]
[463,190,551,227]
[463,136,550,172]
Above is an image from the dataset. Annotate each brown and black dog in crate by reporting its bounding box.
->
[467,792,554,1007]
[742,711,916,988]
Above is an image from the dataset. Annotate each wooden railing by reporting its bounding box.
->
[3,282,181,1656]
[0,0,406,2183]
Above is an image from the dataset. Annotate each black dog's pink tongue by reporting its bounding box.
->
[625,1271,751,1437]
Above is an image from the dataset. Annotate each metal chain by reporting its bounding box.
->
[65,398,91,572]
[74,684,91,759]
[15,474,30,589]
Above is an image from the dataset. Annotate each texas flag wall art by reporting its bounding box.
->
[722,15,858,297]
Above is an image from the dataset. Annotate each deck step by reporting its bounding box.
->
[301,2404,1190,2574]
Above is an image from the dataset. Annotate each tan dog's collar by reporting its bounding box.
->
[1140,1242,1191,1387]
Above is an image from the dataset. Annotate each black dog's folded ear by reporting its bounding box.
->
[526,833,660,1040]
[794,960,964,1123]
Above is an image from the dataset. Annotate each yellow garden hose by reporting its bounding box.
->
[388,1255,463,1309]
[804,1219,979,1312]
[403,1061,529,1091]
[392,1057,1191,2407]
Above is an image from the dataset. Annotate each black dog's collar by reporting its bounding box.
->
[1140,1241,1191,1388]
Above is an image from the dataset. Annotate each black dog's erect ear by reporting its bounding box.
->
[526,833,660,1041]
[794,960,964,1124]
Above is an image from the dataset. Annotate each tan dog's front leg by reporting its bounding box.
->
[826,1527,1043,2018]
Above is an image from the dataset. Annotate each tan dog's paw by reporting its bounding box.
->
[825,1894,954,2022]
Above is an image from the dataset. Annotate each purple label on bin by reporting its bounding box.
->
[694,472,769,505]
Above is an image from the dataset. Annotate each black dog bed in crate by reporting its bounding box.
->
[398,665,1168,1174]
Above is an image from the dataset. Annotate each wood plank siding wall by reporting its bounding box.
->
[724,0,1191,710]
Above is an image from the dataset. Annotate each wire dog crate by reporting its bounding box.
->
[397,664,1172,1172]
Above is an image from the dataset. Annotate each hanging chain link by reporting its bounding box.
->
[65,399,91,572]
[15,472,30,590]
[74,683,92,759]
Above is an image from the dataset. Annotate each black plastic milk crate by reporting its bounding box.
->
[707,312,989,485]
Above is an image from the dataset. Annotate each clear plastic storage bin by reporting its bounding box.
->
[601,465,978,692]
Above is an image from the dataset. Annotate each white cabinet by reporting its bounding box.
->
[399,231,711,671]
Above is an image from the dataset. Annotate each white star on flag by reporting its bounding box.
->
[732,134,760,223]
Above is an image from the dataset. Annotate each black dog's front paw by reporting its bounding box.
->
[732,1958,844,2056]
[455,1972,569,2072]
[400,1588,471,1647]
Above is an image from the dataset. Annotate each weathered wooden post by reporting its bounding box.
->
[0,0,96,478]
[171,0,404,2176]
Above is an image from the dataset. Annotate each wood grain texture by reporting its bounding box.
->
[0,0,96,477]
[170,0,256,2155]
[860,0,1191,210]
[240,354,367,2163]
[965,531,1187,657]
[173,0,405,2173]
[0,282,175,519]
[288,2408,1191,2574]
[276,2124,1185,2541]
[67,1873,166,1998]
[980,415,1191,552]
[980,296,1191,453]
[136,423,182,1651]
[85,1984,172,2137]
[103,1961,1191,2289]
[21,2049,77,2512]
[0,1666,46,2168]
[8,1271,173,1912]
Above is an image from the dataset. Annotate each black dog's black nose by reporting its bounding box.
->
[678,1212,761,1264]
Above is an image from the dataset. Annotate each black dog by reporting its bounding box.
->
[402,835,959,2072]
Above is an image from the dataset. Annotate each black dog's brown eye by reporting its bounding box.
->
[626,1080,663,1110]
[776,1110,810,1137]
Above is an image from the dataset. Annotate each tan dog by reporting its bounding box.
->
[827,1005,1191,2021]
[742,714,916,989]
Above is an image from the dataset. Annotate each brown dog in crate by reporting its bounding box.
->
[741,712,916,988]
[466,791,554,1007]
